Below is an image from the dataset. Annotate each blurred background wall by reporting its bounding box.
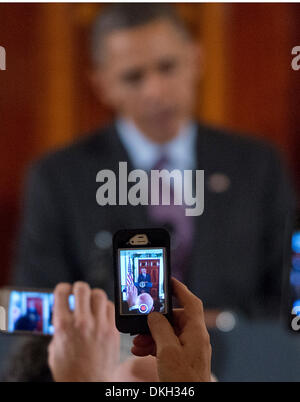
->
[0,3,299,286]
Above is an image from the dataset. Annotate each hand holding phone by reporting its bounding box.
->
[113,228,172,335]
[48,282,120,382]
[132,278,212,382]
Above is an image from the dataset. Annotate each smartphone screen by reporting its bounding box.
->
[290,229,300,317]
[4,290,74,335]
[118,247,168,315]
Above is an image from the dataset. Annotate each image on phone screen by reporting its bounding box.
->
[6,291,74,335]
[118,247,168,315]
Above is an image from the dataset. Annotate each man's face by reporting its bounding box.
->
[141,268,147,275]
[92,19,200,143]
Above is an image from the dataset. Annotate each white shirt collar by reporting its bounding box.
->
[116,118,197,171]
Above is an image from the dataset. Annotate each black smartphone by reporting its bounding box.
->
[283,212,300,333]
[113,228,172,335]
[0,287,74,336]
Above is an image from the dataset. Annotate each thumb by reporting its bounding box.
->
[147,312,180,353]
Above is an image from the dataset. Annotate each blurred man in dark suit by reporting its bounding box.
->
[12,4,295,319]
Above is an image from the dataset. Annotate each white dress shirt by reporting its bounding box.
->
[116,118,197,172]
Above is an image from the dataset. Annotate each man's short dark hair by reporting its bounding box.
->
[90,3,190,66]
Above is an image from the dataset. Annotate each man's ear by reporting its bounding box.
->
[88,68,113,106]
[188,41,204,82]
[88,68,105,103]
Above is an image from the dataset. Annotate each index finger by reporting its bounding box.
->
[172,278,204,318]
[53,283,72,328]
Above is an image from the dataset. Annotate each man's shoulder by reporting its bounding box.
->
[198,123,275,154]
[31,124,118,175]
[197,122,281,167]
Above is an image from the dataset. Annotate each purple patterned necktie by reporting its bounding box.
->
[147,155,194,281]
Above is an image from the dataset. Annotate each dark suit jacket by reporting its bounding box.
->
[12,123,295,318]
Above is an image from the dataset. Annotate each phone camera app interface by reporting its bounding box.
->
[119,248,167,315]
